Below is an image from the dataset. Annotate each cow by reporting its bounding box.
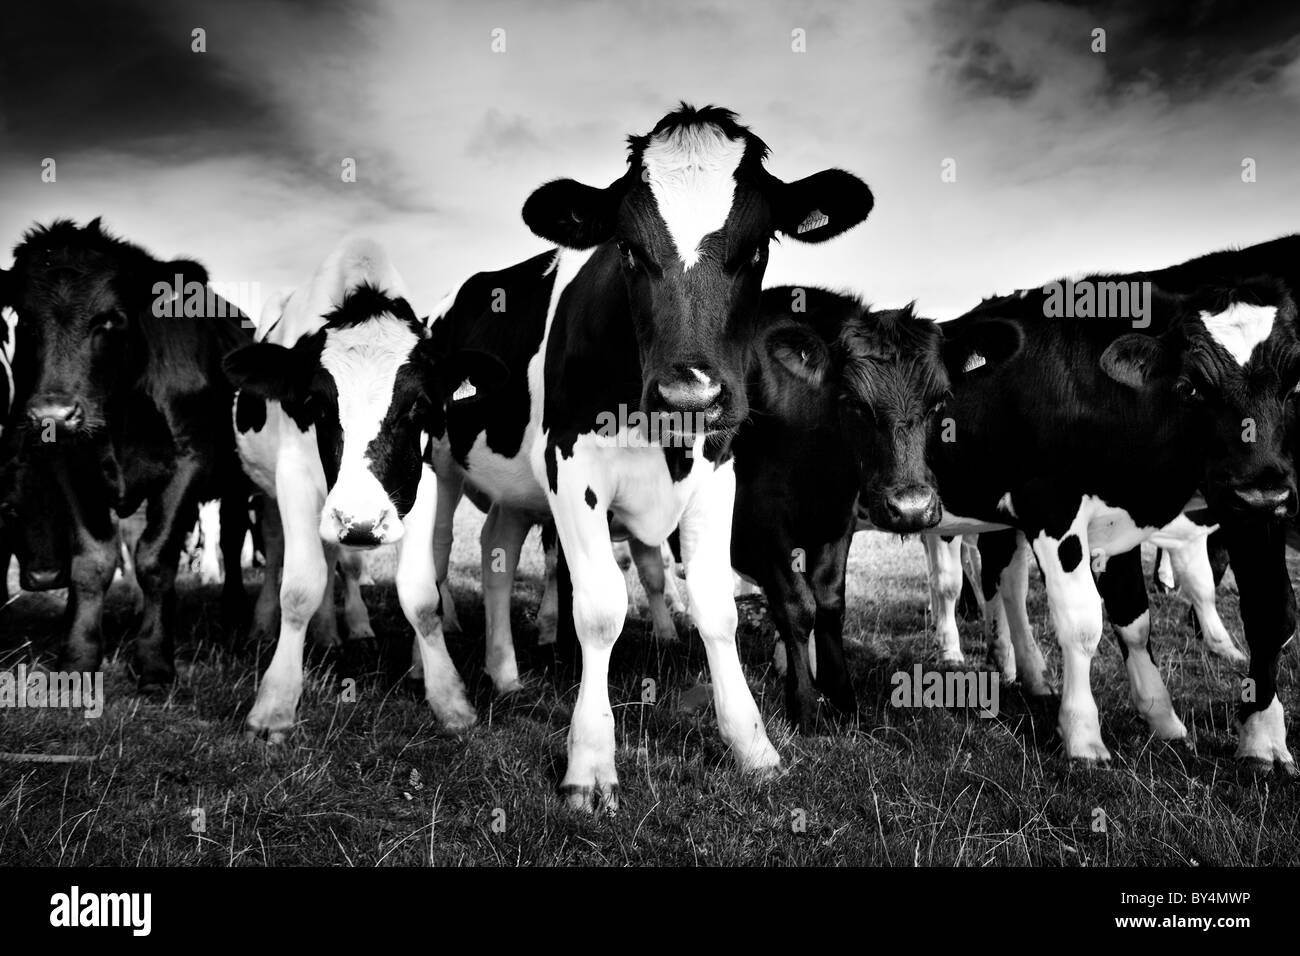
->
[729,286,1021,728]
[927,275,1298,769]
[223,238,505,741]
[428,103,875,811]
[0,219,254,686]
[929,236,1300,693]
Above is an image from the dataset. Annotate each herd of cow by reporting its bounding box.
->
[1,104,1298,812]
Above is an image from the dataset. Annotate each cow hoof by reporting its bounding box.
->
[1146,713,1188,742]
[1206,642,1248,667]
[937,650,966,668]
[346,623,376,641]
[135,664,176,692]
[1065,743,1113,765]
[245,726,291,745]
[434,704,478,734]
[559,783,619,815]
[493,679,525,697]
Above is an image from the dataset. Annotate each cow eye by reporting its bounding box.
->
[751,245,764,266]
[94,309,125,330]
[928,397,947,416]
[1173,379,1201,403]
[617,241,638,271]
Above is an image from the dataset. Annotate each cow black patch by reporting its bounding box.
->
[1057,534,1083,573]
[584,486,597,509]
[235,390,266,433]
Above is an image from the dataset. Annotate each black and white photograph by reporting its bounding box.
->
[1,0,1297,930]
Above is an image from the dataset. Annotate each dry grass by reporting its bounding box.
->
[1,507,1297,866]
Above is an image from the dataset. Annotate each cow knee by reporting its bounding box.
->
[687,565,738,641]
[572,564,628,647]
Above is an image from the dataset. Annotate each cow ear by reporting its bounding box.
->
[1101,334,1175,389]
[941,318,1023,378]
[522,178,622,249]
[770,169,874,244]
[223,340,314,409]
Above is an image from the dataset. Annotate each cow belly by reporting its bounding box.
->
[461,431,549,515]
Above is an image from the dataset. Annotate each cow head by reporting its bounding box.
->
[522,104,873,437]
[1101,278,1300,519]
[7,219,207,438]
[224,285,506,549]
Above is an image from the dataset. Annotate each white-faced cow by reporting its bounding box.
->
[932,276,1299,770]
[0,219,253,686]
[428,104,874,811]
[223,239,504,741]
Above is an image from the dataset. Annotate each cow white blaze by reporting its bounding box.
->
[642,123,746,269]
[1200,301,1277,366]
[317,315,421,546]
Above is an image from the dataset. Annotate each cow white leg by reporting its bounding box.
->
[250,498,284,643]
[1169,538,1247,666]
[537,532,559,646]
[924,535,965,665]
[480,503,528,694]
[1115,608,1187,740]
[983,589,1017,685]
[631,537,679,643]
[433,470,463,634]
[613,539,639,605]
[679,460,781,776]
[660,543,687,615]
[247,471,327,742]
[1032,525,1109,762]
[1003,534,1050,695]
[551,483,629,813]
[397,465,476,731]
[197,499,223,584]
[1236,696,1295,770]
[337,548,374,640]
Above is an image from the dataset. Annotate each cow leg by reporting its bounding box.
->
[1031,522,1109,762]
[760,563,818,730]
[480,502,527,694]
[660,543,687,615]
[197,499,223,584]
[132,459,206,688]
[536,525,559,647]
[63,523,119,673]
[550,485,629,812]
[678,460,780,774]
[983,529,1050,695]
[246,471,327,741]
[336,548,374,641]
[613,539,639,605]
[1224,520,1296,774]
[1169,536,1246,665]
[397,464,476,730]
[1098,547,1186,741]
[630,537,679,644]
[249,497,284,645]
[309,554,342,650]
[433,469,463,635]
[218,490,251,630]
[924,535,966,665]
[810,531,856,717]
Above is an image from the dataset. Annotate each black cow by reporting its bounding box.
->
[0,219,253,687]
[934,275,1298,769]
[730,286,1017,728]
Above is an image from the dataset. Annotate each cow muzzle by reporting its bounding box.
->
[21,566,69,591]
[1225,483,1297,519]
[27,396,85,434]
[877,485,943,533]
[322,506,403,548]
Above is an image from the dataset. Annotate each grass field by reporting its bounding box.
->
[2,505,1299,866]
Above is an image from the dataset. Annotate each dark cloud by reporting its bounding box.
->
[465,110,545,162]
[0,0,353,162]
[933,0,1300,103]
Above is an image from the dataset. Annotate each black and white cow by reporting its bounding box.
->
[729,286,1017,728]
[0,219,253,685]
[429,104,874,810]
[932,236,1300,692]
[223,239,504,741]
[931,276,1299,768]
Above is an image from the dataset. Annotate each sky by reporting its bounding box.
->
[2,0,1299,321]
